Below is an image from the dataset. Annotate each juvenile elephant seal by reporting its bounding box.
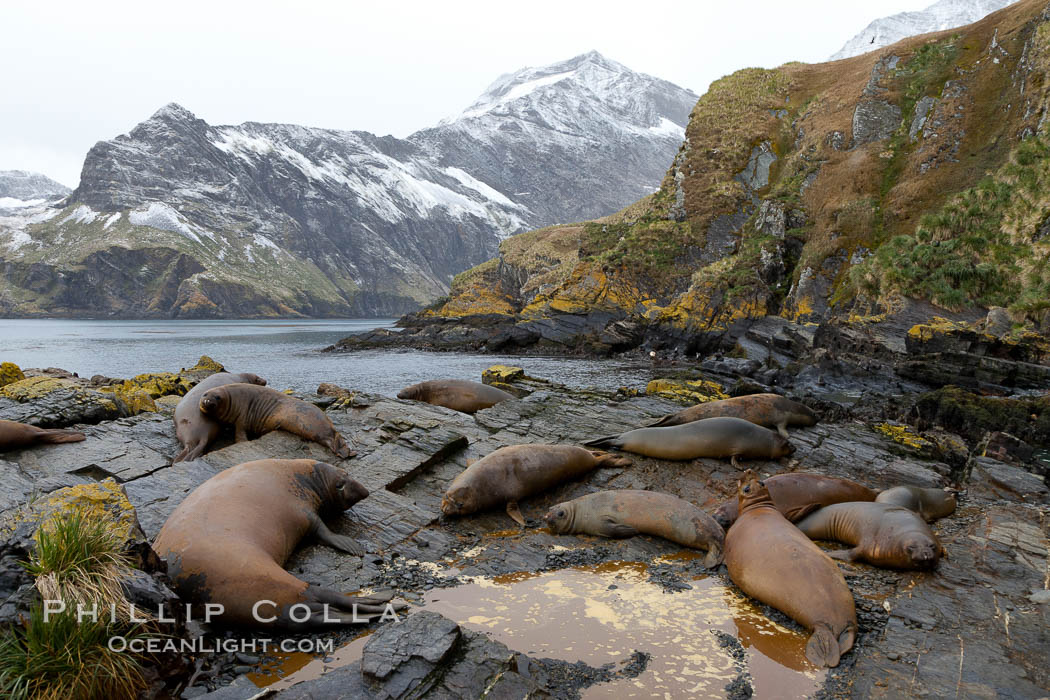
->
[584,416,794,466]
[397,379,513,414]
[173,372,268,463]
[875,485,956,522]
[154,459,396,629]
[199,384,354,459]
[0,419,85,451]
[649,393,818,437]
[544,490,724,567]
[441,444,632,525]
[725,470,857,668]
[795,502,944,570]
[713,473,877,529]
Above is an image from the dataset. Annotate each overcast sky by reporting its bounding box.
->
[2,0,939,188]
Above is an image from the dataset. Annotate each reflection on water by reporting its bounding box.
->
[250,562,824,698]
[0,319,659,395]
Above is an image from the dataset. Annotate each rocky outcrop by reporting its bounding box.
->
[0,52,696,319]
[0,171,70,200]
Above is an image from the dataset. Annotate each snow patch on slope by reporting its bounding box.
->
[129,202,215,244]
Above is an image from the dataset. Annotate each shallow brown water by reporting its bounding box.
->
[249,558,825,697]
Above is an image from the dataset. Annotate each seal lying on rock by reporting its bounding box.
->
[875,485,957,522]
[441,445,632,525]
[172,372,268,463]
[713,473,878,529]
[544,490,724,567]
[725,471,857,668]
[199,384,354,459]
[397,379,513,414]
[0,419,85,450]
[584,417,794,467]
[795,502,944,570]
[154,459,396,629]
[648,393,818,438]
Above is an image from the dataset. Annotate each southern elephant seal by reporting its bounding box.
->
[584,416,794,467]
[173,371,268,463]
[441,444,632,526]
[199,383,354,459]
[397,379,514,414]
[543,489,724,567]
[0,419,85,450]
[875,485,957,522]
[713,473,878,529]
[649,393,818,437]
[795,502,944,570]
[154,459,397,629]
[725,470,857,668]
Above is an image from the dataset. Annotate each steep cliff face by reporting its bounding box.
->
[429,0,1050,346]
[0,52,696,318]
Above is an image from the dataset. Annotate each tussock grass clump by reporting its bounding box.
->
[0,607,148,700]
[25,508,138,621]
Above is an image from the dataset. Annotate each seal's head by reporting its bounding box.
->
[899,533,942,570]
[712,501,736,530]
[440,485,478,517]
[772,433,796,458]
[397,382,424,401]
[198,386,229,416]
[312,461,369,510]
[542,502,574,534]
[243,373,267,387]
[737,469,774,513]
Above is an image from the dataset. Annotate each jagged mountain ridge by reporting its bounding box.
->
[0,51,697,318]
[831,0,1016,60]
[0,171,70,201]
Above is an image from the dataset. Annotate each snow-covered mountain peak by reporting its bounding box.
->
[830,0,1016,60]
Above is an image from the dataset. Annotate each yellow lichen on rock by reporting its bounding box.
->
[0,375,79,401]
[126,372,193,398]
[872,422,934,451]
[0,361,26,388]
[1,479,143,544]
[185,355,224,373]
[99,384,158,415]
[646,378,728,405]
[482,365,525,385]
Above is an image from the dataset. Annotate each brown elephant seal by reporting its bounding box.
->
[397,379,513,414]
[795,502,944,570]
[875,485,956,522]
[199,383,354,459]
[0,419,85,450]
[441,444,632,525]
[584,416,794,467]
[713,473,878,529]
[173,372,268,463]
[543,490,724,567]
[725,470,857,668]
[154,459,397,629]
[649,393,818,438]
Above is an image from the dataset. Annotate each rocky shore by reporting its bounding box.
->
[1,352,1048,698]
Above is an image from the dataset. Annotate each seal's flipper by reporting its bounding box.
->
[506,502,526,527]
[312,519,364,555]
[784,503,822,522]
[777,424,790,439]
[582,435,621,450]
[805,625,841,668]
[702,544,724,568]
[827,548,858,562]
[731,455,742,469]
[37,429,86,444]
[591,451,633,469]
[598,519,639,538]
[646,414,675,428]
[328,436,356,460]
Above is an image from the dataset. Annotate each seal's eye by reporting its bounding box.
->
[557,510,566,518]
[742,485,751,494]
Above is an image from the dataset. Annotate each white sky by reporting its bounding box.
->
[1,0,939,188]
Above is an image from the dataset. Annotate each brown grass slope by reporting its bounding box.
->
[433,0,1050,332]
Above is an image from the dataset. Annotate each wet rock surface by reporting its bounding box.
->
[0,358,1047,698]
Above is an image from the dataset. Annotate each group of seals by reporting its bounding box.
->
[0,419,85,451]
[725,471,857,668]
[441,445,632,525]
[154,459,397,629]
[584,416,794,466]
[398,379,513,414]
[173,372,267,462]
[713,473,878,529]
